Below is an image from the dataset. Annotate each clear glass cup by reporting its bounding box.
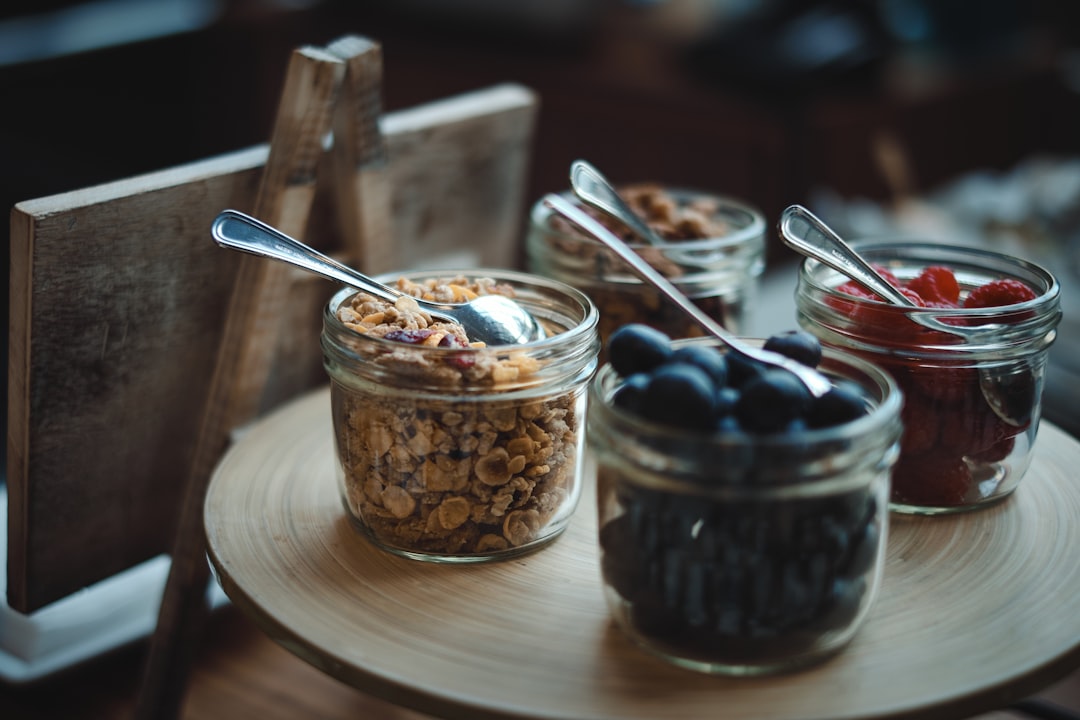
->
[526,187,765,358]
[795,241,1061,514]
[589,338,903,675]
[323,269,600,561]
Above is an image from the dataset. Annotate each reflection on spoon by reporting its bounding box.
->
[778,205,915,307]
[569,159,666,247]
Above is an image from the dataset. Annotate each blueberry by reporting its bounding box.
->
[726,353,767,389]
[806,380,868,428]
[714,413,744,434]
[671,345,728,386]
[783,417,809,434]
[714,386,740,415]
[812,578,867,632]
[735,369,813,433]
[641,362,718,430]
[608,324,673,377]
[843,517,881,579]
[763,330,823,368]
[599,515,644,597]
[612,373,650,414]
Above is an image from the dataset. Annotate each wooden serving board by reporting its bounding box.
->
[7,83,538,612]
[204,386,1080,720]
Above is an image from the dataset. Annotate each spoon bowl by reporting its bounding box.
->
[569,160,667,247]
[543,194,832,398]
[211,210,545,346]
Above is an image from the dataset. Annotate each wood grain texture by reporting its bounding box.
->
[134,45,345,720]
[377,83,538,273]
[7,81,539,613]
[2,601,1079,720]
[324,35,394,273]
[7,153,265,612]
[205,386,1080,720]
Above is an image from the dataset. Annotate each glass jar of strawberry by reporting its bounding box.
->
[795,241,1061,514]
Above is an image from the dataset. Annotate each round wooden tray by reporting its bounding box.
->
[205,387,1080,720]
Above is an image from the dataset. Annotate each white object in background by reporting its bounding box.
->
[0,484,228,684]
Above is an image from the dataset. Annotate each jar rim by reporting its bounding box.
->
[530,188,767,252]
[324,267,600,352]
[588,338,904,490]
[799,240,1061,314]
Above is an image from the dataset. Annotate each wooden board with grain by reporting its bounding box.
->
[135,44,346,720]
[205,389,1080,720]
[7,82,538,613]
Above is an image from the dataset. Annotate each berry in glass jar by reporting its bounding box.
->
[795,241,1060,514]
[590,326,902,674]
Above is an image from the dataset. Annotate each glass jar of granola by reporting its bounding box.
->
[322,269,600,562]
[526,185,765,355]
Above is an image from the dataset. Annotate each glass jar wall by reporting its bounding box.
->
[795,241,1060,514]
[588,339,903,674]
[526,187,765,357]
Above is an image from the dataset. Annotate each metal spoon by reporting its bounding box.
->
[211,209,545,346]
[777,204,1009,340]
[778,204,1029,425]
[569,159,666,246]
[543,194,832,398]
[779,204,919,308]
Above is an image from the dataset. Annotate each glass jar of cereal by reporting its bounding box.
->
[526,185,765,355]
[322,269,600,561]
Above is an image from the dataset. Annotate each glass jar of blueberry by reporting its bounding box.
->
[588,325,903,675]
[795,241,1061,514]
[526,186,765,357]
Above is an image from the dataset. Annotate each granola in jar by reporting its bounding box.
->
[526,185,765,355]
[323,270,599,561]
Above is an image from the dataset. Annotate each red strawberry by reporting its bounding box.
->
[891,454,972,507]
[938,401,1012,458]
[898,287,928,306]
[970,434,1017,464]
[872,264,903,289]
[905,363,980,407]
[835,280,876,301]
[834,265,904,303]
[833,281,930,343]
[899,393,940,454]
[907,266,960,307]
[963,279,1037,308]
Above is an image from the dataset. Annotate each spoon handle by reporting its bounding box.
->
[569,160,663,246]
[211,209,400,304]
[543,194,831,397]
[778,205,916,307]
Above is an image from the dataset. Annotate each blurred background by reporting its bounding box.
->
[3,4,1080,715]
[4,0,1080,248]
[2,0,1079,433]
